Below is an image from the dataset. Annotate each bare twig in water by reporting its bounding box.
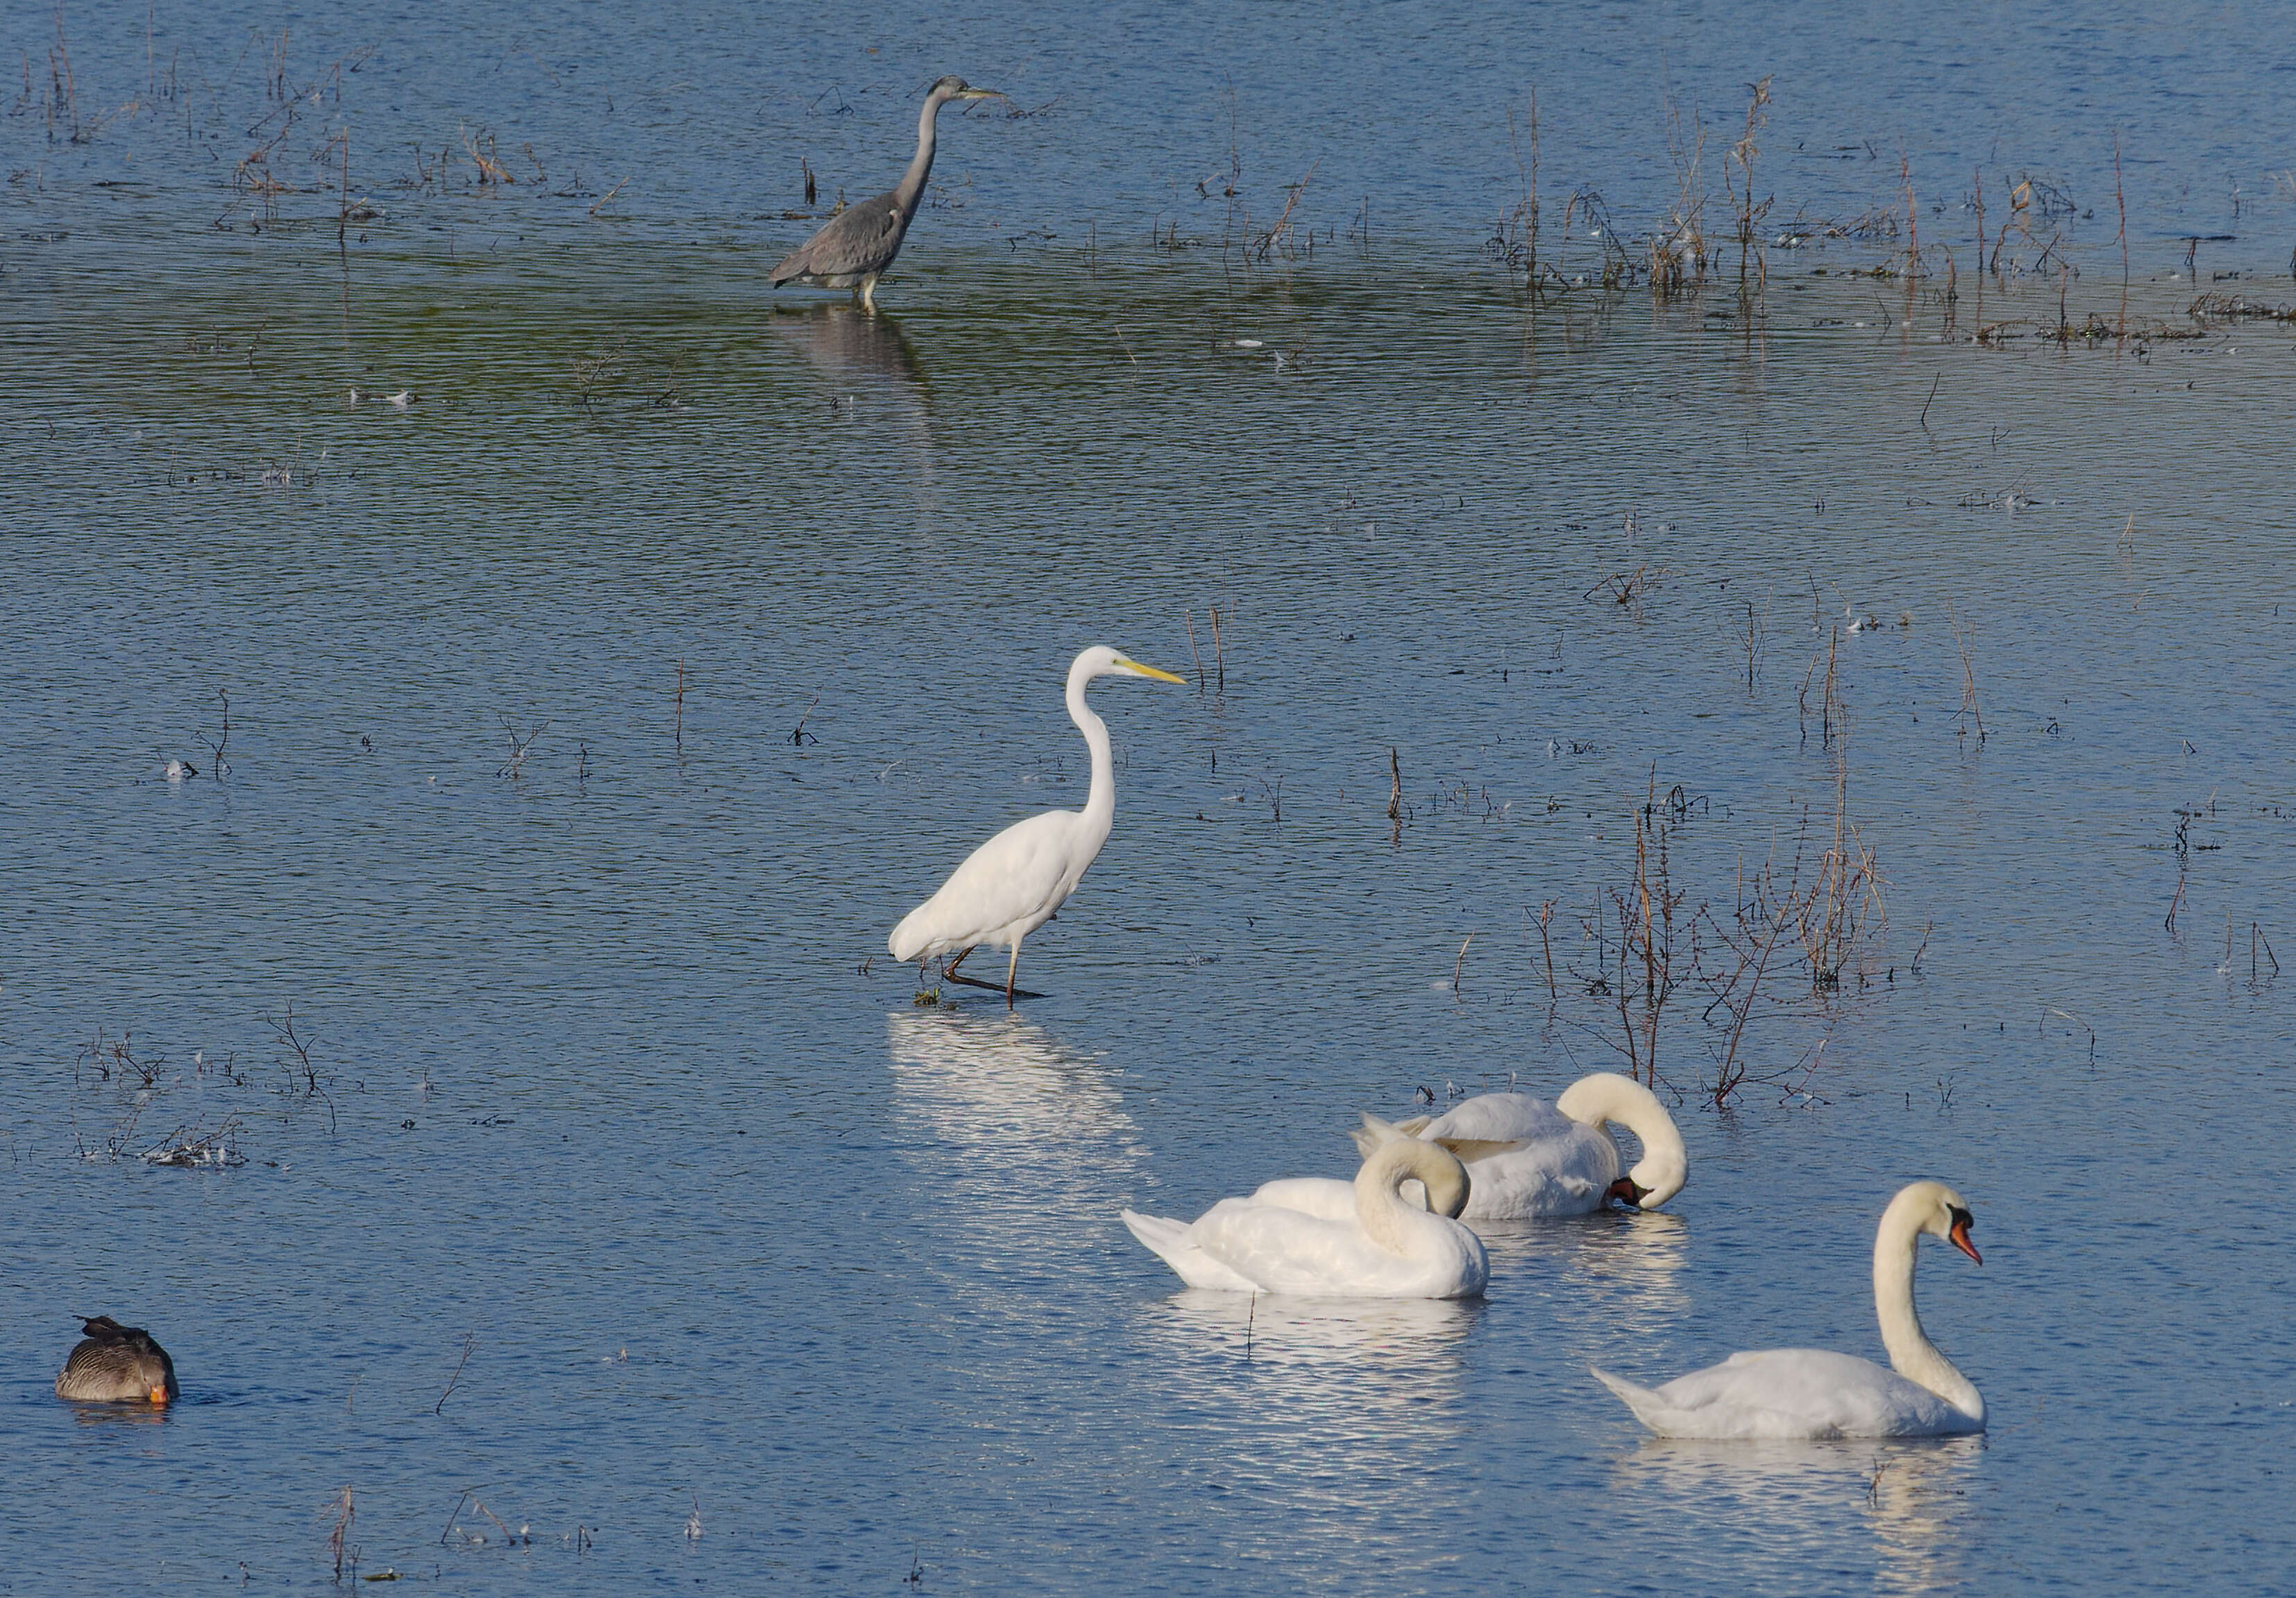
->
[2165,871,2186,934]
[1454,933,1475,995]
[674,659,686,750]
[1387,748,1403,821]
[434,1333,475,1415]
[196,689,233,776]
[792,693,820,746]
[498,717,548,777]
[1536,900,1558,1002]
[267,1000,319,1093]
[1185,609,1205,692]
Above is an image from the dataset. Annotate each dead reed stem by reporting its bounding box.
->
[2113,135,2129,342]
[1386,747,1402,821]
[1946,601,1985,739]
[434,1333,475,1415]
[326,1486,355,1581]
[1185,609,1204,693]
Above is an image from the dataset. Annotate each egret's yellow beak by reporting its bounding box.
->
[1118,658,1186,683]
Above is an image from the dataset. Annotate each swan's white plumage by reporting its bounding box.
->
[1592,1180,1986,1439]
[1122,1140,1488,1300]
[1592,1351,1981,1440]
[1351,1073,1687,1219]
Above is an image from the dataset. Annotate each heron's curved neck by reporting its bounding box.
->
[1873,1202,1984,1420]
[1067,659,1115,842]
[893,92,949,216]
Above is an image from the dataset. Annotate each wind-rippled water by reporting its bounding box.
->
[4,1,2295,1592]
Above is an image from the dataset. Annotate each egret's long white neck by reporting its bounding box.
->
[1067,656,1117,846]
[1555,1073,1688,1207]
[892,90,951,217]
[1873,1196,1984,1421]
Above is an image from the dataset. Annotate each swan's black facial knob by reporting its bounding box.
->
[1606,1175,1649,1207]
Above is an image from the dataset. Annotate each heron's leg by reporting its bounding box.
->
[859,274,879,314]
[1005,939,1022,1010]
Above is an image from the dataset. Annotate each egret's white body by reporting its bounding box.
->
[1352,1073,1688,1220]
[889,645,1182,1005]
[1121,1139,1489,1300]
[1593,1181,1986,1439]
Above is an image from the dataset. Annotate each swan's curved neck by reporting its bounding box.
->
[1873,1202,1984,1420]
[1067,658,1116,843]
[1355,1141,1462,1256]
[1555,1073,1687,1206]
[892,90,951,217]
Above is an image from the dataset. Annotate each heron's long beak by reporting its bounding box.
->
[959,87,1004,101]
[1120,659,1186,683]
[1948,1217,1982,1265]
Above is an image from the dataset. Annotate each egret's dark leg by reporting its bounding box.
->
[938,941,1045,1001]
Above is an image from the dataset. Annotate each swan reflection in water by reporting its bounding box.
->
[1138,1288,1481,1577]
[885,1007,1142,1288]
[1606,1431,1982,1595]
[1480,1206,1691,1327]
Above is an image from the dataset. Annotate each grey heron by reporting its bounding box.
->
[770,76,1001,312]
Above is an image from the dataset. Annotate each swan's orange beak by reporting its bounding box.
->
[1948,1218,1981,1265]
[149,1386,170,1405]
[1605,1176,1649,1207]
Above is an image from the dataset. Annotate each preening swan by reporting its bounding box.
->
[55,1316,178,1404]
[1592,1181,1986,1439]
[890,646,1183,1008]
[1121,1138,1489,1299]
[1353,1073,1687,1220]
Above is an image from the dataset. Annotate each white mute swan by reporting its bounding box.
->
[889,645,1184,1007]
[1352,1072,1687,1220]
[1593,1181,1986,1438]
[1122,1139,1489,1299]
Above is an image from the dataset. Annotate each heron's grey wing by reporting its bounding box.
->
[770,194,906,283]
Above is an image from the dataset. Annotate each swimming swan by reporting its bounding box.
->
[1592,1181,1985,1438]
[1352,1073,1687,1219]
[55,1316,178,1404]
[1122,1139,1489,1299]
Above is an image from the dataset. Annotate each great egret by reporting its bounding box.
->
[770,76,1002,312]
[1592,1181,1985,1438]
[890,645,1183,1007]
[55,1316,178,1404]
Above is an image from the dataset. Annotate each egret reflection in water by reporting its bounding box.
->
[886,1007,1143,1290]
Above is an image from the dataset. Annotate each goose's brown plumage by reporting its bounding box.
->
[55,1316,178,1404]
